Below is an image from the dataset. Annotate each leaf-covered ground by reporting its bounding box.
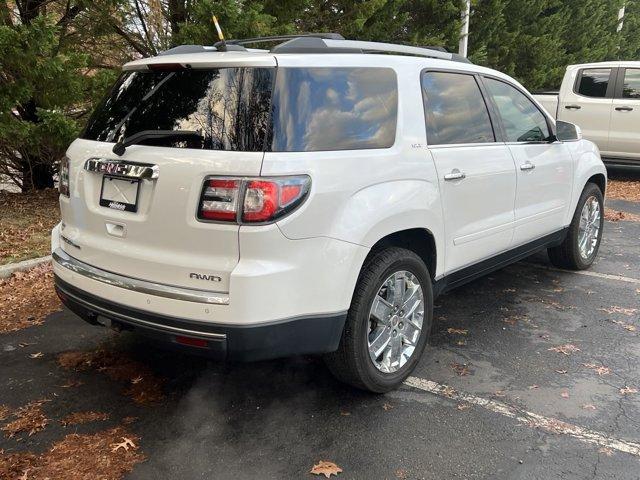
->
[0,263,61,334]
[0,189,60,265]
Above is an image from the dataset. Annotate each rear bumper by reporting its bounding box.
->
[55,275,347,361]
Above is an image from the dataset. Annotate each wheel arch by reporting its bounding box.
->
[565,142,607,225]
[587,173,606,196]
[365,228,437,280]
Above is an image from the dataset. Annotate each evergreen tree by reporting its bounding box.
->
[618,0,640,60]
[0,0,113,191]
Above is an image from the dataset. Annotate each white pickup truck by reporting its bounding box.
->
[534,61,640,166]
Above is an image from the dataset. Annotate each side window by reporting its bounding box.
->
[484,78,550,143]
[622,69,640,99]
[576,68,611,98]
[421,71,495,145]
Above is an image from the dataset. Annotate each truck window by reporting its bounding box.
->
[421,71,495,145]
[622,69,640,99]
[576,69,611,98]
[484,78,550,143]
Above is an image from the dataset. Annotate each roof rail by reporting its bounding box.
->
[162,35,472,64]
[215,33,344,49]
[270,37,472,63]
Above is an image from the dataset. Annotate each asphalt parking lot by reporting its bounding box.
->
[2,173,639,479]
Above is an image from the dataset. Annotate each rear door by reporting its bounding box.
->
[482,76,573,245]
[558,67,616,153]
[422,70,516,274]
[60,60,276,293]
[608,67,640,161]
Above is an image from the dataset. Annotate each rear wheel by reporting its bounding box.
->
[324,247,433,392]
[548,182,604,270]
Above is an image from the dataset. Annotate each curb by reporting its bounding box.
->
[0,255,52,279]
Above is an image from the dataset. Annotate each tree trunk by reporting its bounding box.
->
[168,0,187,41]
[21,161,54,192]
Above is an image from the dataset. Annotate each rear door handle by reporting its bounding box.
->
[520,162,536,171]
[565,105,581,110]
[615,106,633,112]
[444,169,466,181]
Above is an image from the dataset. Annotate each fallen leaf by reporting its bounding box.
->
[582,404,597,410]
[310,461,342,478]
[561,391,570,398]
[447,328,468,335]
[451,362,469,376]
[442,386,456,397]
[548,344,580,355]
[555,370,568,374]
[598,447,614,457]
[382,403,394,411]
[29,352,43,359]
[58,379,83,388]
[456,403,470,411]
[619,386,638,395]
[395,468,408,479]
[111,437,137,453]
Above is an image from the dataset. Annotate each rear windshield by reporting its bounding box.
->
[82,67,397,152]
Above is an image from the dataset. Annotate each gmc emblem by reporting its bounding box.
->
[189,272,222,282]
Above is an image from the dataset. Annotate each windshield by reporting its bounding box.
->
[82,66,398,152]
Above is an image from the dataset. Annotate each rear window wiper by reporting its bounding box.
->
[112,130,202,155]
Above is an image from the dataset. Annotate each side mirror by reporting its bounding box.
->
[556,120,582,142]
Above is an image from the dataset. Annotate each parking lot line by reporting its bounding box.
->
[404,377,640,457]
[525,263,640,285]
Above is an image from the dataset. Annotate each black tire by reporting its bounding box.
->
[324,247,433,393]
[548,182,604,270]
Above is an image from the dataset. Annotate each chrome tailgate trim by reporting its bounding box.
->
[52,248,230,305]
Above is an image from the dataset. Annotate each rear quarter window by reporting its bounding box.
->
[270,67,398,151]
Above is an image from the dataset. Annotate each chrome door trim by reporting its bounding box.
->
[84,158,159,180]
[52,248,229,305]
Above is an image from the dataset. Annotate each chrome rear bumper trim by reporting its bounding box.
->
[52,248,230,305]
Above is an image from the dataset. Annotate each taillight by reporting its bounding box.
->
[198,178,241,221]
[58,156,70,197]
[197,176,310,224]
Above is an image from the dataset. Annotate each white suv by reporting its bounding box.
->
[52,35,607,392]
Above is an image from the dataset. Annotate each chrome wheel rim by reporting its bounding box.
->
[578,196,601,260]
[367,271,425,373]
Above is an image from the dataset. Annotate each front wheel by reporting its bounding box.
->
[324,247,433,393]
[548,182,604,270]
